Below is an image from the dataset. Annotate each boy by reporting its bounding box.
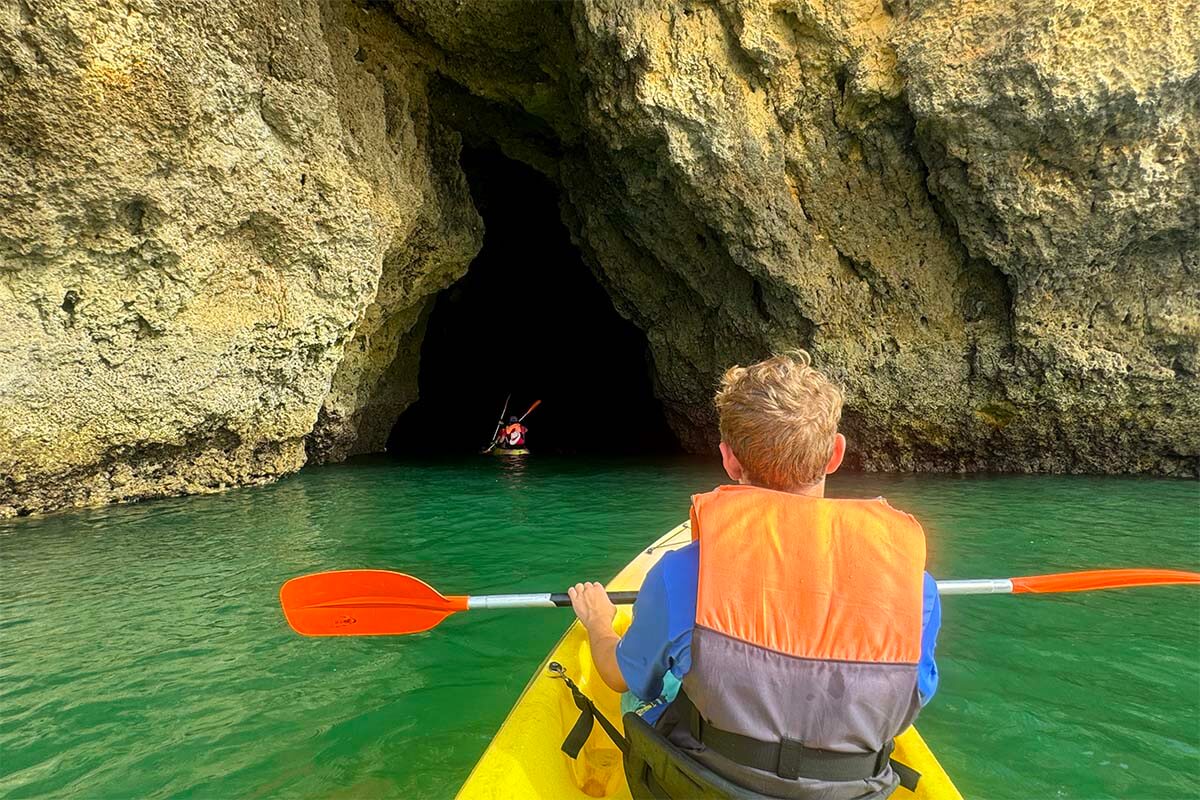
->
[569,350,940,798]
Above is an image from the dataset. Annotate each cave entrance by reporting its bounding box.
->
[388,148,678,456]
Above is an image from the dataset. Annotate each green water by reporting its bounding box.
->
[1,457,1197,799]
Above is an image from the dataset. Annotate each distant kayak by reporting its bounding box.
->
[491,447,529,457]
[456,522,961,799]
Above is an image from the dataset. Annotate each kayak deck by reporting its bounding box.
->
[492,447,530,456]
[457,522,961,799]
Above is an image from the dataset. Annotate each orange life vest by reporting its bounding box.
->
[675,484,927,796]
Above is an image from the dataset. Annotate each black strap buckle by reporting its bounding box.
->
[777,737,805,780]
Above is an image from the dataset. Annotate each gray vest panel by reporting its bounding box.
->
[670,626,922,798]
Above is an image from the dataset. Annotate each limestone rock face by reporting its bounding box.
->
[559,0,984,459]
[0,0,480,516]
[1,0,1196,517]
[895,0,1200,471]
[415,0,1197,472]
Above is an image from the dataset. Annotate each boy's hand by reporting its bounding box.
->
[568,582,617,633]
[567,582,629,693]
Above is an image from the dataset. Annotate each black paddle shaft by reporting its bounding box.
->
[550,591,639,607]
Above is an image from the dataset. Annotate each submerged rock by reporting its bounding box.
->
[1,0,1196,517]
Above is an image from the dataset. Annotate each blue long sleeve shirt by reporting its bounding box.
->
[615,541,942,724]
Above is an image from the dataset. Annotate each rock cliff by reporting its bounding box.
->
[2,0,1196,517]
[0,0,482,515]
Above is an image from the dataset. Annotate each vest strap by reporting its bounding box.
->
[680,694,918,791]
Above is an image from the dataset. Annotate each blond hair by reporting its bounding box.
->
[714,350,844,491]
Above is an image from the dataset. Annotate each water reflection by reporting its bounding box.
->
[494,453,529,480]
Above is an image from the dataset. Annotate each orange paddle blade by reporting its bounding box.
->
[1011,568,1200,594]
[279,570,468,636]
[520,399,542,420]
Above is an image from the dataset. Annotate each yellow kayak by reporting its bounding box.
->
[457,522,961,800]
[492,447,530,457]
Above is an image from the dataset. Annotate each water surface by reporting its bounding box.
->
[1,457,1197,798]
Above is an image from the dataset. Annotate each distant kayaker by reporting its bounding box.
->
[496,416,527,449]
[568,350,941,798]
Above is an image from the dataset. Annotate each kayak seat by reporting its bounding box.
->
[624,711,761,799]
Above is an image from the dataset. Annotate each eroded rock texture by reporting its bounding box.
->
[0,0,481,516]
[1,0,1196,516]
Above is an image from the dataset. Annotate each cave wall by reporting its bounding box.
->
[1,0,1196,516]
[0,0,481,516]
[388,0,1198,473]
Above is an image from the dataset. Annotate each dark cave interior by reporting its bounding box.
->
[388,148,680,456]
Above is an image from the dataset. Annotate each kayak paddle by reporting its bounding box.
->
[279,568,1200,637]
[519,399,541,422]
[482,394,511,454]
[937,568,1200,595]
